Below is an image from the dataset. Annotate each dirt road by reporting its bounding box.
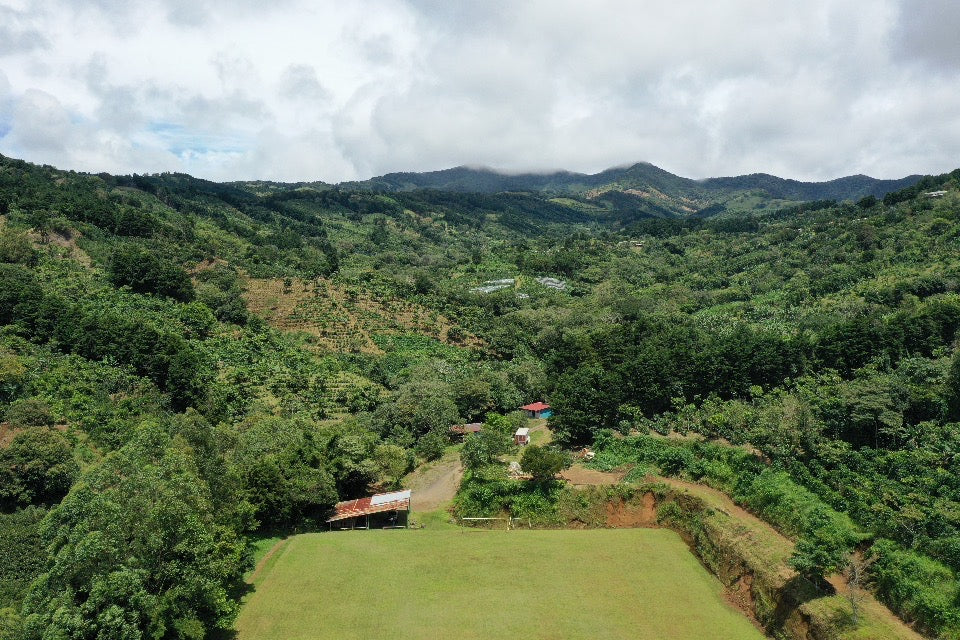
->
[404,452,464,512]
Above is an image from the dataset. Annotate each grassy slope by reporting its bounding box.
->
[656,479,924,640]
[236,529,765,640]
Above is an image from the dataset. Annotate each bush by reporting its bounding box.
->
[0,607,22,640]
[0,228,37,266]
[656,447,694,476]
[3,397,55,428]
[0,264,42,325]
[0,507,47,608]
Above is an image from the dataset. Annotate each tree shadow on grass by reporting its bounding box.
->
[768,574,835,632]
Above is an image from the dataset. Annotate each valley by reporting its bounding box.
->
[0,154,958,639]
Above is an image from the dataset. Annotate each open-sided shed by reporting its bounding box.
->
[327,490,411,530]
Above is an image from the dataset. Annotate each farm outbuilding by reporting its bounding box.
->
[450,422,483,438]
[521,401,552,419]
[327,489,411,530]
[515,427,530,446]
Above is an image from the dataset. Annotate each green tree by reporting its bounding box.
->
[414,428,448,461]
[461,428,512,471]
[2,397,55,428]
[0,429,77,509]
[519,445,570,482]
[109,245,194,302]
[21,424,247,639]
[550,365,619,446]
[373,444,413,489]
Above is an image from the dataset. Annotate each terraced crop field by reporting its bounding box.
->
[236,529,765,640]
[242,277,474,353]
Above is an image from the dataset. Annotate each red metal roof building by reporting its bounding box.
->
[520,401,552,419]
[521,402,549,412]
[327,490,411,529]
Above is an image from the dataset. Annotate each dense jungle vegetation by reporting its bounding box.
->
[0,152,958,638]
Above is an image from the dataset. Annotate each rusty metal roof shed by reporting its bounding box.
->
[327,490,411,523]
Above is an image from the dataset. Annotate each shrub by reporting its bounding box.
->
[0,228,37,266]
[3,397,55,428]
[0,506,46,609]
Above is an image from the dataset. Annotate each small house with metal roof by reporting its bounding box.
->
[520,401,552,419]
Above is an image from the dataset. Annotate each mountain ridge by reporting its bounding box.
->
[340,161,923,202]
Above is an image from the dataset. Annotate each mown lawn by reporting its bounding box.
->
[236,529,765,640]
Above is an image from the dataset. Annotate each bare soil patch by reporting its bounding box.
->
[605,492,658,527]
[0,422,68,448]
[27,228,92,267]
[0,422,20,448]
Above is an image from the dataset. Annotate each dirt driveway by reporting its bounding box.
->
[403,451,464,512]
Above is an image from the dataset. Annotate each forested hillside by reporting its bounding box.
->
[0,152,957,638]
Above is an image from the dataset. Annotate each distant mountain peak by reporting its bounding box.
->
[338,161,923,212]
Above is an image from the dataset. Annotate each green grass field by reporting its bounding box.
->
[236,529,766,640]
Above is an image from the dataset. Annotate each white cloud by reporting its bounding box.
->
[0,0,957,182]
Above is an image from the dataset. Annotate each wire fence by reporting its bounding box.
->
[458,517,527,531]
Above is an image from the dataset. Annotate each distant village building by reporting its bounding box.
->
[521,401,552,419]
[327,490,411,530]
[470,276,567,295]
[536,277,567,291]
[514,427,530,446]
[450,422,483,438]
[926,190,948,198]
[470,278,515,294]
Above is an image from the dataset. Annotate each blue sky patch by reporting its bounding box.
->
[148,122,250,157]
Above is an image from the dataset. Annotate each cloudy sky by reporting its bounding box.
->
[0,0,958,183]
